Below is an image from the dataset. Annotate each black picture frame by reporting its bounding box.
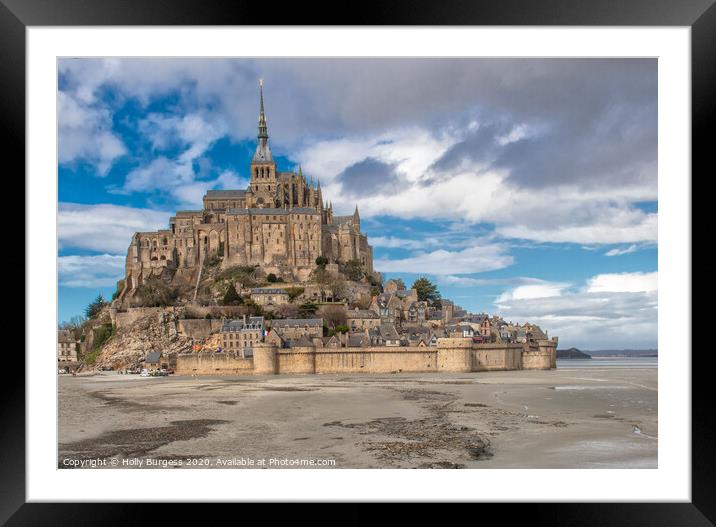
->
[4,0,707,523]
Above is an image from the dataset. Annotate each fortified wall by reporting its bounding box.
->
[176,337,558,375]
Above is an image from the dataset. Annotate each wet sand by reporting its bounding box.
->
[58,365,657,469]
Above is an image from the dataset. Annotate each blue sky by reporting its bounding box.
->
[57,58,658,349]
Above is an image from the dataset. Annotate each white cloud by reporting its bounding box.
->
[370,235,473,251]
[299,127,455,188]
[605,244,639,256]
[58,91,126,176]
[495,282,569,302]
[58,203,170,253]
[57,58,658,245]
[586,271,657,293]
[494,272,658,349]
[437,275,547,288]
[123,156,194,194]
[119,113,239,207]
[296,125,657,244]
[58,254,126,288]
[374,243,514,275]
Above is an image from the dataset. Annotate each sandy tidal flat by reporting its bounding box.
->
[58,364,657,469]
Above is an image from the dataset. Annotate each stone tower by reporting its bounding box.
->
[249,79,277,208]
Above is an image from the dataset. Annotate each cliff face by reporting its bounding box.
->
[89,310,193,371]
[556,347,591,359]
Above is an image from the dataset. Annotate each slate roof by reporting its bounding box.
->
[347,309,380,319]
[287,335,314,347]
[251,288,289,295]
[270,318,323,327]
[204,190,247,199]
[395,290,414,298]
[222,317,264,331]
[253,142,273,163]
[145,351,162,363]
[58,330,75,343]
[377,324,400,340]
[347,334,368,347]
[175,210,203,216]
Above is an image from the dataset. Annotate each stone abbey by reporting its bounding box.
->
[120,81,373,299]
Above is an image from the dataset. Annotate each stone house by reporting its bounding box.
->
[250,287,289,306]
[371,293,403,325]
[383,279,404,294]
[346,308,381,331]
[220,316,264,356]
[346,332,370,348]
[323,335,342,349]
[57,330,78,363]
[446,323,474,338]
[268,318,323,341]
[404,301,428,324]
[145,351,167,370]
[369,324,401,347]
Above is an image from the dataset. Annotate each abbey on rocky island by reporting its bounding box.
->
[120,81,373,301]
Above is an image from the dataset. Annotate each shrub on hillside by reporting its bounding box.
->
[340,259,364,281]
[85,323,115,365]
[297,302,319,318]
[131,279,179,307]
[222,284,242,306]
[285,287,305,301]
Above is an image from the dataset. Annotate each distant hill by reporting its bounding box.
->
[557,347,591,359]
[586,349,658,357]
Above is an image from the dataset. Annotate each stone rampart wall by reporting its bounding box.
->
[175,338,557,375]
[175,352,254,375]
[314,347,437,374]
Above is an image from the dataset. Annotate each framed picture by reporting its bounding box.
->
[8,0,707,522]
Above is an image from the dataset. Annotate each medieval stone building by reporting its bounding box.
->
[121,81,373,299]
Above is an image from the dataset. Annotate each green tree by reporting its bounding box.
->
[315,256,328,267]
[411,277,441,305]
[84,323,115,365]
[321,305,347,332]
[393,278,406,290]
[266,273,279,283]
[285,287,305,302]
[341,259,364,281]
[297,302,319,318]
[85,294,107,319]
[222,283,242,306]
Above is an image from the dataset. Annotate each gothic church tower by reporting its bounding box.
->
[249,79,277,208]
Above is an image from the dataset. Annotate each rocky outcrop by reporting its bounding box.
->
[90,309,194,371]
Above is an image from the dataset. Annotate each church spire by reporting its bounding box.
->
[252,79,273,164]
[258,79,268,142]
